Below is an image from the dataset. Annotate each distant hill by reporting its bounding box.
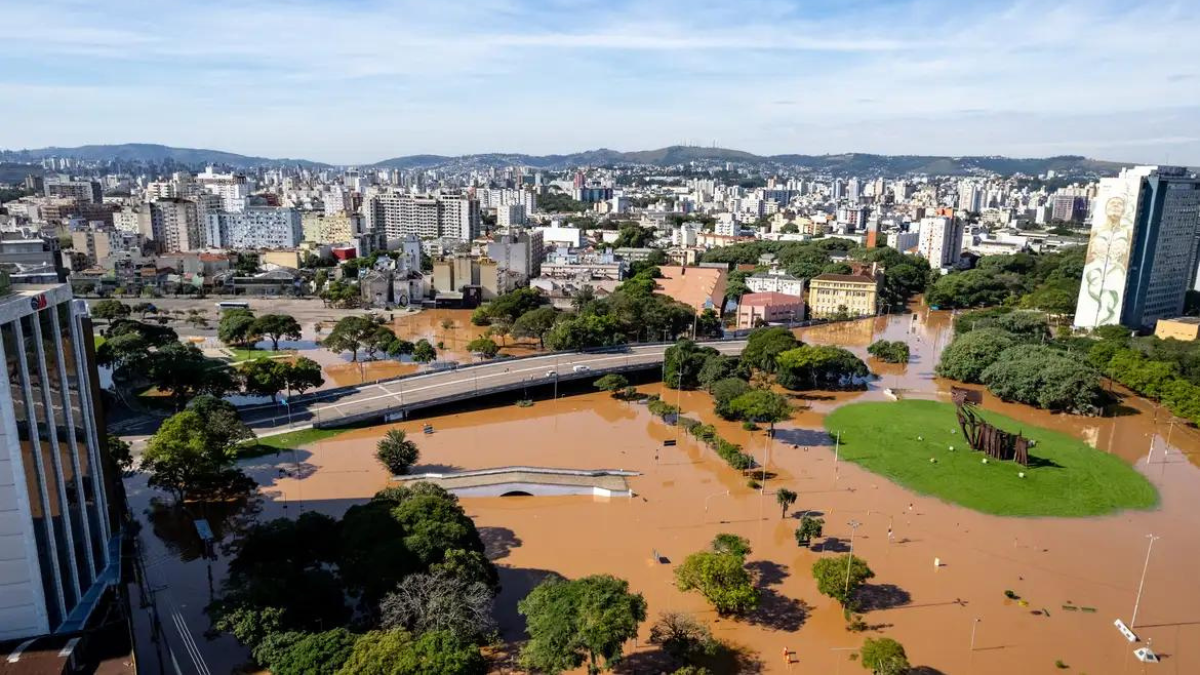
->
[0,143,1142,177]
[0,143,329,169]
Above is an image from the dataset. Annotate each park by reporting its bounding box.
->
[824,399,1159,517]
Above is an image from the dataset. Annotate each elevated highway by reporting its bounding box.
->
[242,340,748,432]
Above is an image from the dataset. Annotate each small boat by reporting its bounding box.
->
[884,388,899,400]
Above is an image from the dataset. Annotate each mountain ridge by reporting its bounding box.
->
[0,142,1140,177]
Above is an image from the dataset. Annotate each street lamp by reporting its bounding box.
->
[1130,534,1160,629]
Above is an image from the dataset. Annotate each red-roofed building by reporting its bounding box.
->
[736,291,805,329]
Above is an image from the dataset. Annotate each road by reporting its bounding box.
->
[240,340,750,432]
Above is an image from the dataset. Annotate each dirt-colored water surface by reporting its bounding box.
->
[128,308,1200,674]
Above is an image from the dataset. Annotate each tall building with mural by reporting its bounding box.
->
[1074,166,1200,330]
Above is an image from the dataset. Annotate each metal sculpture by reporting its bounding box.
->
[951,387,1030,466]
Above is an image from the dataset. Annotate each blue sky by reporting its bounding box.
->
[2,0,1199,165]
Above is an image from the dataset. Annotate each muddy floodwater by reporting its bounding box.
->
[129,308,1200,674]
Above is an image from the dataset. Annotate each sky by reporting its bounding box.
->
[2,0,1200,165]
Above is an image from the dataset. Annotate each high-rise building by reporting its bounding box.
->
[149,198,202,252]
[917,216,965,267]
[1051,194,1088,222]
[44,180,101,205]
[1075,166,1200,330]
[206,207,303,250]
[364,192,480,241]
[1,282,117,640]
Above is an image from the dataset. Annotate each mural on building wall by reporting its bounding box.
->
[1076,177,1140,328]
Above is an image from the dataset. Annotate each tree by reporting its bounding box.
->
[132,301,155,317]
[188,395,256,447]
[519,575,647,674]
[322,315,379,362]
[648,612,718,663]
[742,327,800,373]
[675,550,759,616]
[480,287,545,324]
[727,389,792,431]
[91,299,131,321]
[979,345,1103,414]
[219,308,261,348]
[380,572,496,644]
[795,515,824,548]
[106,434,133,473]
[486,320,511,346]
[695,308,723,339]
[545,313,625,351]
[775,345,869,391]
[241,358,288,401]
[867,340,910,364]
[141,409,253,502]
[594,373,629,395]
[376,429,420,475]
[776,488,797,519]
[811,554,874,608]
[935,328,1018,383]
[412,339,437,363]
[710,533,751,559]
[146,342,236,407]
[336,630,485,675]
[611,223,657,248]
[262,628,357,675]
[664,339,719,390]
[465,337,499,359]
[711,378,751,419]
[859,637,910,675]
[253,314,302,350]
[512,306,559,349]
[284,356,325,395]
[699,355,744,390]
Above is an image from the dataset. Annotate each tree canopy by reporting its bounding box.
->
[518,574,648,674]
[775,345,869,390]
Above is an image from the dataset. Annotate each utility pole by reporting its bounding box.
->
[1130,534,1160,629]
[844,519,862,600]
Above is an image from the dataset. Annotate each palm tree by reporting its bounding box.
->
[376,429,420,475]
[776,488,797,518]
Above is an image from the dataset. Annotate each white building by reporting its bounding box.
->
[887,230,919,252]
[497,204,526,228]
[916,216,964,267]
[1,283,116,640]
[364,192,480,241]
[206,207,303,250]
[746,269,806,297]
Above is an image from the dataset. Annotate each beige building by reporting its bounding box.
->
[301,212,360,244]
[71,230,113,264]
[736,292,804,329]
[654,266,727,313]
[1154,317,1200,341]
[808,266,883,318]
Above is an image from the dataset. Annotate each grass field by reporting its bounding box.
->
[221,347,293,363]
[823,400,1158,517]
[237,425,368,459]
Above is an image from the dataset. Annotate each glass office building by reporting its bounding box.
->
[1,282,114,640]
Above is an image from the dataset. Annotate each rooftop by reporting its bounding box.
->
[1160,316,1200,325]
[812,272,877,283]
[742,292,804,305]
[654,265,726,312]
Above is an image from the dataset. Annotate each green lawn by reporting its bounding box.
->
[222,347,292,363]
[823,400,1158,517]
[237,427,352,458]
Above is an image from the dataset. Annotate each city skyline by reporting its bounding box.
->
[3,0,1200,165]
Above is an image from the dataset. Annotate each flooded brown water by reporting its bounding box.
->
[389,309,541,363]
[130,307,1200,674]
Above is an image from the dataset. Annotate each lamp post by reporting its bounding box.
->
[969,617,981,673]
[1130,534,1160,629]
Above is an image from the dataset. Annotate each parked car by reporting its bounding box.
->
[573,365,591,373]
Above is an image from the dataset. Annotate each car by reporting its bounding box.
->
[572,365,591,373]
[545,370,557,377]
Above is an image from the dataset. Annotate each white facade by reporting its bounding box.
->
[206,207,303,250]
[746,270,806,297]
[497,203,526,228]
[916,216,964,267]
[365,192,480,241]
[887,230,919,252]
